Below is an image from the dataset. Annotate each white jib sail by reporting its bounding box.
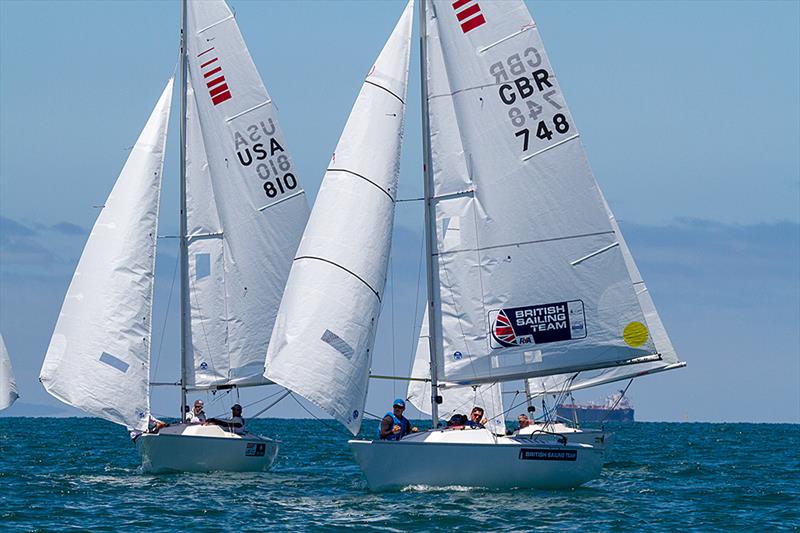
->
[423,0,657,386]
[266,2,414,435]
[407,310,505,432]
[0,333,19,411]
[525,192,684,396]
[184,0,310,388]
[40,80,172,430]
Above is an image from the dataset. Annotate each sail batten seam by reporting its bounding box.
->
[226,100,272,122]
[433,230,615,257]
[197,15,233,34]
[364,80,405,104]
[294,256,381,302]
[326,168,395,202]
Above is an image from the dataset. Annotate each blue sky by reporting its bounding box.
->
[1,0,798,423]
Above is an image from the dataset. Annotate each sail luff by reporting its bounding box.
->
[40,79,173,430]
[0,333,19,411]
[265,2,415,435]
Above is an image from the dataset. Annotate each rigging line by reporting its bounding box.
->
[408,228,425,368]
[189,268,221,381]
[153,250,180,379]
[362,411,384,421]
[599,378,634,426]
[397,196,424,203]
[289,393,353,439]
[389,257,397,399]
[249,389,292,419]
[240,387,289,410]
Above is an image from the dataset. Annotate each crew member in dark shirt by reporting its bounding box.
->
[465,406,488,428]
[379,399,419,440]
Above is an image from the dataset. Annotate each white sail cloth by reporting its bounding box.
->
[40,80,172,430]
[526,192,684,396]
[184,0,310,388]
[0,333,19,411]
[421,0,658,386]
[266,2,414,435]
[407,310,505,433]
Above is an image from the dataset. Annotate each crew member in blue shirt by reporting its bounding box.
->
[379,399,418,440]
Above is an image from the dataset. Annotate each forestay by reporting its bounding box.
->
[407,310,505,433]
[40,80,173,430]
[184,0,310,388]
[423,0,658,386]
[526,191,684,396]
[0,333,19,411]
[266,2,414,435]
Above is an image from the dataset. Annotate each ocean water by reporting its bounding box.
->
[0,419,797,531]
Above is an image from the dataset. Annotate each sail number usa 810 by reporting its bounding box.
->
[233,119,298,199]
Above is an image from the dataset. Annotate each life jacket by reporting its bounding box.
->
[380,412,410,441]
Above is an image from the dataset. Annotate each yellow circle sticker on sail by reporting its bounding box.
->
[623,321,649,347]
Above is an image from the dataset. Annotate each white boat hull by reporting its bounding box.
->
[135,424,278,474]
[348,428,604,491]
[516,422,613,450]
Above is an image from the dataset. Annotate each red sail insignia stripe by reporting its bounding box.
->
[197,47,215,58]
[495,327,513,335]
[206,76,226,89]
[203,66,222,78]
[212,91,232,105]
[200,57,219,69]
[209,83,229,98]
[452,0,471,10]
[461,13,486,33]
[456,3,481,21]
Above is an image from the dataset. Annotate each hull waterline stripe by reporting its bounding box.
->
[326,168,395,202]
[364,80,405,104]
[294,256,381,302]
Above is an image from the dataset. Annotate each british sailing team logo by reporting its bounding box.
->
[490,300,587,348]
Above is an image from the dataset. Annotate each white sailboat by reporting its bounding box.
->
[0,333,19,412]
[40,0,309,474]
[267,0,685,491]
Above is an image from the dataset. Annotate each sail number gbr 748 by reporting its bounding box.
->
[233,119,298,200]
[489,47,571,154]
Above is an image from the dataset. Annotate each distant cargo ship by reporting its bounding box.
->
[556,391,634,423]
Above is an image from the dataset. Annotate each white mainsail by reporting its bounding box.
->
[40,80,173,430]
[266,2,414,435]
[184,0,310,388]
[407,310,505,432]
[525,192,684,396]
[0,333,19,411]
[422,0,659,386]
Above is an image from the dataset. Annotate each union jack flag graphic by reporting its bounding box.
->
[492,309,518,347]
[197,47,232,106]
[452,0,486,34]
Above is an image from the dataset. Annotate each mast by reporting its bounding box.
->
[178,0,189,419]
[418,0,440,428]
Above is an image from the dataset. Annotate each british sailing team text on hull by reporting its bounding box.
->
[265,0,685,491]
[39,0,310,473]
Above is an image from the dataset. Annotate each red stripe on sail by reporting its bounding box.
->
[203,66,222,78]
[211,91,232,105]
[456,3,481,21]
[197,47,215,58]
[460,13,486,33]
[206,76,226,89]
[200,57,218,69]
[209,83,229,98]
[452,0,471,10]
